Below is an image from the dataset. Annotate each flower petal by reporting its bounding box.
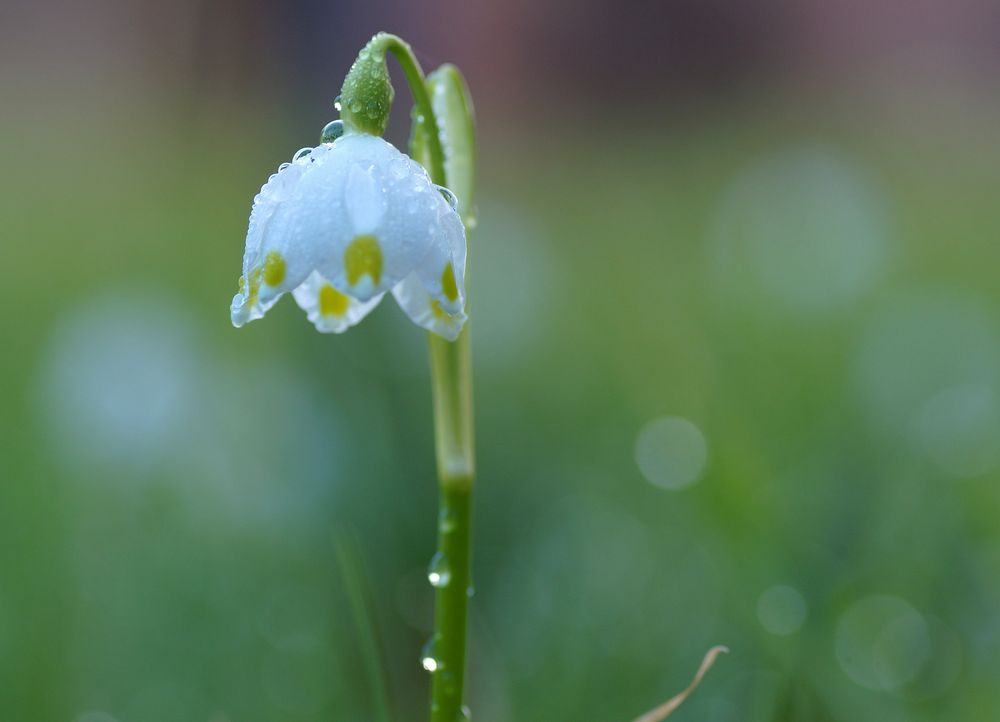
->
[345,163,385,233]
[292,270,384,333]
[289,136,389,300]
[392,272,467,341]
[231,158,313,327]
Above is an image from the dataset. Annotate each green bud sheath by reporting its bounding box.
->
[340,32,396,136]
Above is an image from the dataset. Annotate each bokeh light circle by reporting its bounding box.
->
[835,594,930,691]
[634,416,708,490]
[757,584,807,635]
[711,146,888,315]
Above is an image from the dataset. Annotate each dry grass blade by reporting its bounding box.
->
[631,645,729,722]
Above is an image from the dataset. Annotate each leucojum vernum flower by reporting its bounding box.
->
[230,122,468,340]
[229,31,723,722]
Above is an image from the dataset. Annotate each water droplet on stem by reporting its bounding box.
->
[438,507,457,533]
[421,636,443,672]
[427,552,451,588]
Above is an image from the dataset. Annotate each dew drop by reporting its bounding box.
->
[292,147,312,162]
[435,185,459,211]
[421,636,443,672]
[277,162,291,172]
[333,94,342,112]
[459,705,471,721]
[366,99,381,119]
[427,552,451,588]
[389,158,409,180]
[438,507,457,533]
[320,119,345,144]
[349,99,362,113]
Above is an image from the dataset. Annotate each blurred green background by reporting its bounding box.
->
[2,1,1000,721]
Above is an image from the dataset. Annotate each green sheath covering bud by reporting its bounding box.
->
[340,32,396,136]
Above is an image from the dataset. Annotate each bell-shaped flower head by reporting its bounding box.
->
[230,133,467,340]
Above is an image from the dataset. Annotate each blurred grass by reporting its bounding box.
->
[2,93,999,721]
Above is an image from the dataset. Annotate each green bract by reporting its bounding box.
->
[340,32,396,135]
[411,65,476,222]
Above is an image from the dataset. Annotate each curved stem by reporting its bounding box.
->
[379,35,447,185]
[381,34,475,722]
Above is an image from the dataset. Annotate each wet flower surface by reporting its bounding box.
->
[231,133,467,340]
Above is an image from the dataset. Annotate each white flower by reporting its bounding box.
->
[231,133,467,340]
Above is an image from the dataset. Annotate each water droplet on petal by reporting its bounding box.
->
[277,163,291,172]
[293,147,312,162]
[333,94,342,112]
[389,158,409,180]
[320,119,345,144]
[421,636,443,672]
[435,185,459,211]
[427,552,451,588]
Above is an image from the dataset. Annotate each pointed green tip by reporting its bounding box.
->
[340,33,397,136]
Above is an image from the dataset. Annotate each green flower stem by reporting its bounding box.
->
[362,34,447,185]
[374,33,476,722]
[429,475,473,722]
[425,239,475,722]
[428,330,475,721]
[428,330,475,484]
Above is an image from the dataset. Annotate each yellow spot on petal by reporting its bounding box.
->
[263,250,286,286]
[238,275,246,293]
[344,234,382,286]
[247,266,263,305]
[441,262,459,303]
[431,299,454,320]
[319,284,350,316]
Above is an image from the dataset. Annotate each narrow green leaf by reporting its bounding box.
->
[334,531,393,722]
[409,65,476,224]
